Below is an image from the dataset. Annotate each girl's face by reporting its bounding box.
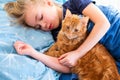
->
[24,1,62,31]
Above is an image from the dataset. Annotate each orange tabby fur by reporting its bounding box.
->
[45,9,120,80]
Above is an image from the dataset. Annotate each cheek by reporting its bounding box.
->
[44,12,59,28]
[45,15,57,25]
[48,15,55,21]
[44,14,52,22]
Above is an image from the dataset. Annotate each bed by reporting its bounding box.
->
[0,0,66,80]
[2,0,120,80]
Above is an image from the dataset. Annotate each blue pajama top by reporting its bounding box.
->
[51,0,120,79]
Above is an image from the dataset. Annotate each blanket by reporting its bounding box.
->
[0,0,66,80]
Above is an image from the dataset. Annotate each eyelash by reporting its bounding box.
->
[35,25,41,29]
[35,15,43,29]
[40,15,43,20]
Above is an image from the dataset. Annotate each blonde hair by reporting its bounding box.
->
[4,0,62,27]
[3,0,43,26]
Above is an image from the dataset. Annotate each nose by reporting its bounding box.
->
[37,20,47,29]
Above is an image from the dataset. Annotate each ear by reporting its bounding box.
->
[81,16,89,27]
[65,9,72,19]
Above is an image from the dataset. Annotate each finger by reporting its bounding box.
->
[16,45,22,51]
[64,62,73,68]
[14,43,24,52]
[15,41,25,45]
[14,42,20,47]
[59,59,67,66]
[59,58,68,65]
[60,60,73,67]
[15,45,25,55]
[58,54,67,60]
[14,41,25,48]
[59,58,75,67]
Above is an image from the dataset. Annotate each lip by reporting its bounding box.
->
[49,24,52,29]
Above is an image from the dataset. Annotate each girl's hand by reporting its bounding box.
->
[58,50,80,67]
[14,41,35,56]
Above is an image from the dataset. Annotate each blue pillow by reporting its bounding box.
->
[0,5,54,53]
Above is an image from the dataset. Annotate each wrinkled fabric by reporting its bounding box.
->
[0,1,61,80]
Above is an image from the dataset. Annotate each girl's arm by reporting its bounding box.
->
[14,41,70,73]
[76,3,110,57]
[30,50,70,73]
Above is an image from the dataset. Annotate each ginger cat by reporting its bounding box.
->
[45,9,120,80]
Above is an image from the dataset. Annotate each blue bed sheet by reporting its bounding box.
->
[0,0,65,80]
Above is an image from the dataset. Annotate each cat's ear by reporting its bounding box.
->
[81,16,89,27]
[65,9,72,19]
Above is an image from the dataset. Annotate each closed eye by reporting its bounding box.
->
[40,14,43,21]
[35,25,41,29]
